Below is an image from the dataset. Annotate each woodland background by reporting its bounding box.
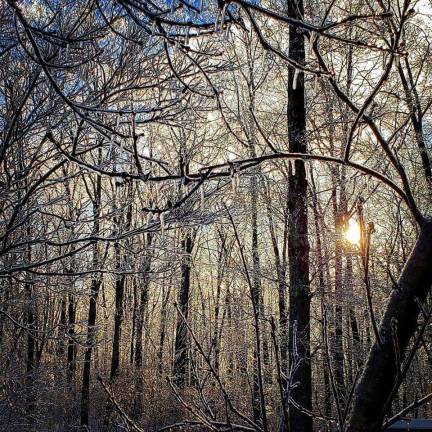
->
[0,0,431,431]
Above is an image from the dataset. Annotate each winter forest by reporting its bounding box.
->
[1,0,432,431]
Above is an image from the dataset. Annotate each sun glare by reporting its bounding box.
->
[345,218,361,245]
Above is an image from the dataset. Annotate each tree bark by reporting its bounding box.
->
[67,291,76,384]
[173,232,194,388]
[80,173,102,429]
[332,201,346,405]
[110,255,125,381]
[283,0,312,429]
[80,276,102,428]
[250,167,266,423]
[158,280,170,375]
[25,262,35,415]
[347,220,432,431]
[133,232,152,415]
[310,170,332,417]
[266,186,288,386]
[109,194,132,382]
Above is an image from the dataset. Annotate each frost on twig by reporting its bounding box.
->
[293,68,299,90]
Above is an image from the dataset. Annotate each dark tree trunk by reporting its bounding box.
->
[110,191,132,383]
[283,0,312,430]
[333,210,345,404]
[266,192,288,385]
[329,164,347,407]
[250,171,266,423]
[246,104,269,420]
[133,232,152,415]
[347,220,432,431]
[80,173,102,429]
[25,272,35,413]
[346,254,361,378]
[103,228,127,426]
[212,235,226,375]
[24,222,36,424]
[310,170,332,417]
[130,279,137,365]
[0,279,11,348]
[80,276,102,428]
[173,233,194,388]
[110,260,125,381]
[64,179,77,386]
[158,281,170,375]
[134,236,152,365]
[67,291,76,384]
[104,272,126,426]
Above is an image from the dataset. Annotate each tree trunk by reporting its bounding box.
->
[250,170,266,422]
[347,220,432,431]
[133,232,152,416]
[266,186,288,385]
[158,281,170,375]
[67,291,76,384]
[346,254,361,378]
[110,257,125,380]
[110,187,133,382]
[80,173,102,429]
[25,267,35,415]
[130,279,137,365]
[282,0,312,430]
[173,232,194,388]
[310,170,332,417]
[333,209,345,404]
[80,276,102,428]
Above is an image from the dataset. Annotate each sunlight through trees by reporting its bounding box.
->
[0,1,431,431]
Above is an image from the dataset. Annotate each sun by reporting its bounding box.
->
[345,218,361,246]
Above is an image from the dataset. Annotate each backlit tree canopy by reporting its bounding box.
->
[0,1,431,431]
